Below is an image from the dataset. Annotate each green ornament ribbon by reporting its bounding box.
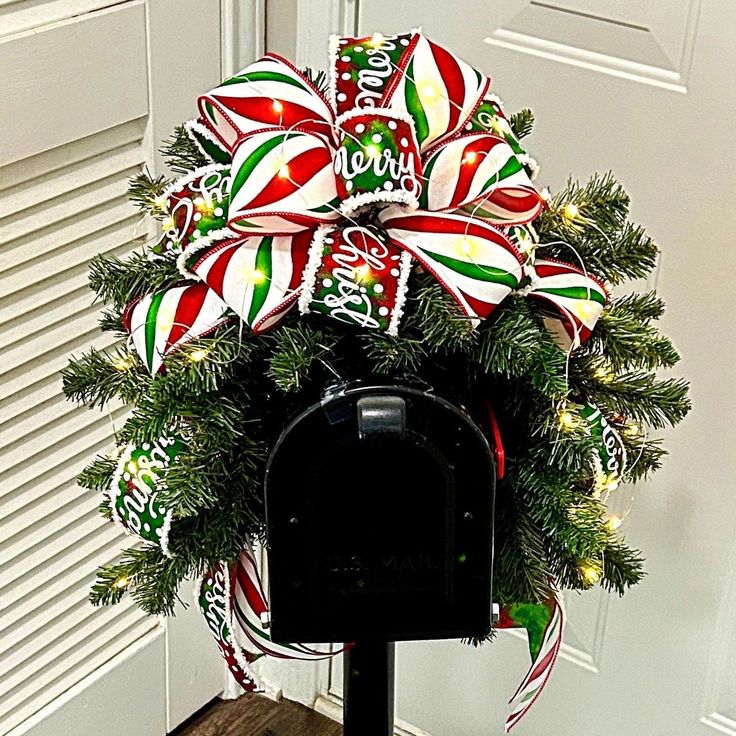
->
[109,434,185,556]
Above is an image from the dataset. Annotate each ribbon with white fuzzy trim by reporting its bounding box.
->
[198,543,342,690]
[108,434,185,557]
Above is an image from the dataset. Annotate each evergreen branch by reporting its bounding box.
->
[409,275,477,352]
[78,453,118,492]
[267,323,339,393]
[622,437,667,481]
[361,331,427,374]
[90,546,192,615]
[62,346,148,408]
[581,371,691,429]
[584,292,680,371]
[303,67,329,94]
[601,540,645,594]
[472,300,568,399]
[128,170,169,215]
[161,125,209,174]
[99,308,126,334]
[509,108,534,139]
[88,250,181,310]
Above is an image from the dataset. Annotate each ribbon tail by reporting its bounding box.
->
[499,589,565,733]
[197,562,262,692]
[378,207,524,325]
[526,258,607,349]
[229,541,345,661]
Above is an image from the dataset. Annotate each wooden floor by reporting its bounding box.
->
[175,694,342,736]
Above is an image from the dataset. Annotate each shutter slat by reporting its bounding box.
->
[0,536,126,635]
[0,166,143,246]
[0,141,146,221]
[0,409,127,500]
[0,514,120,597]
[0,121,144,192]
[0,328,118,401]
[0,395,124,466]
[0,210,140,298]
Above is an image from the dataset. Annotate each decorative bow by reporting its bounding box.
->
[124,30,606,373]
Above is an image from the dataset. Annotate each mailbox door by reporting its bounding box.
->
[265,384,495,643]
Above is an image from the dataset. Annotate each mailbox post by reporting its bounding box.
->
[264,383,496,735]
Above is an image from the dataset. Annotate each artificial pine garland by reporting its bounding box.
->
[62,29,689,729]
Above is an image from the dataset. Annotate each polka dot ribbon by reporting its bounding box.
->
[125,30,605,373]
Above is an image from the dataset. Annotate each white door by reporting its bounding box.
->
[0,3,262,734]
[290,2,736,734]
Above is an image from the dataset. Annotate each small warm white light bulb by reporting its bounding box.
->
[624,421,642,438]
[459,237,474,256]
[188,348,209,362]
[278,164,290,179]
[115,577,129,589]
[354,264,370,281]
[369,32,385,47]
[594,364,614,383]
[540,187,552,203]
[161,216,175,231]
[581,565,601,584]
[421,83,439,99]
[365,144,381,159]
[563,202,579,220]
[463,151,478,165]
[576,302,595,319]
[606,515,623,531]
[112,354,134,371]
[558,409,576,430]
[272,100,284,114]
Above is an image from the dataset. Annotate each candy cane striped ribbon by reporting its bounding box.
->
[420,131,542,224]
[197,54,335,150]
[122,282,230,375]
[527,259,608,348]
[198,543,342,689]
[503,591,565,732]
[227,128,341,234]
[379,207,524,324]
[186,231,314,333]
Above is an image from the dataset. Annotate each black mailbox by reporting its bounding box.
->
[264,383,496,644]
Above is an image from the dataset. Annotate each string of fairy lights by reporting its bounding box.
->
[109,32,649,591]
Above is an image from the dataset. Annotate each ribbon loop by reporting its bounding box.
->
[189,231,314,334]
[420,132,543,223]
[198,54,335,150]
[334,108,423,213]
[227,128,341,234]
[526,258,607,348]
[122,282,230,375]
[298,225,412,334]
[379,206,524,324]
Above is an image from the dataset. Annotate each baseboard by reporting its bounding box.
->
[313,693,433,736]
